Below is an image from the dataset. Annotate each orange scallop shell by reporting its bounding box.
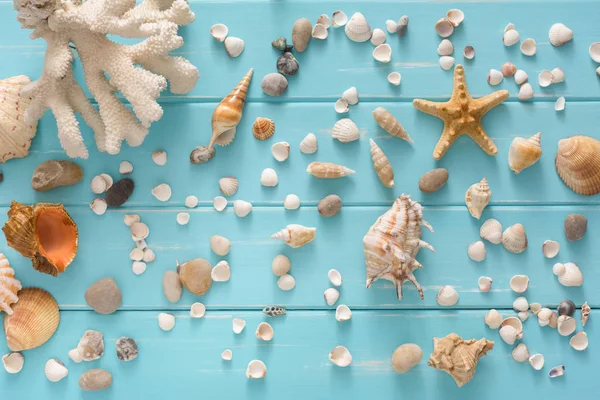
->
[2,201,78,276]
[555,135,600,196]
[0,253,22,315]
[252,117,275,140]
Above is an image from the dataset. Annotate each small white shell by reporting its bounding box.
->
[510,275,529,293]
[387,72,402,86]
[549,23,573,47]
[478,276,493,292]
[342,87,359,105]
[499,325,518,344]
[210,23,228,42]
[246,360,267,379]
[332,118,360,143]
[557,315,576,336]
[211,260,231,282]
[90,198,107,216]
[530,303,542,315]
[119,161,133,174]
[501,317,523,339]
[272,255,290,276]
[504,23,515,34]
[512,343,530,363]
[520,38,536,56]
[551,68,565,83]
[68,348,83,363]
[437,39,454,56]
[335,304,352,322]
[158,312,175,331]
[142,248,155,263]
[549,312,559,329]
[529,354,544,370]
[480,219,503,244]
[312,23,328,40]
[131,222,150,240]
[185,195,199,208]
[129,248,144,261]
[260,168,279,187]
[221,349,232,360]
[373,44,392,63]
[190,302,206,318]
[124,214,140,226]
[213,196,228,212]
[542,240,560,258]
[487,69,503,85]
[503,29,520,46]
[132,261,147,275]
[328,269,342,286]
[2,352,24,374]
[332,11,348,28]
[317,14,331,29]
[300,133,318,154]
[555,96,566,111]
[538,307,553,326]
[518,311,529,322]
[135,239,147,250]
[484,309,502,329]
[514,70,528,85]
[152,150,167,166]
[345,12,373,43]
[552,262,584,286]
[232,318,246,334]
[176,212,190,225]
[538,70,554,87]
[436,285,458,306]
[284,194,300,210]
[91,175,107,194]
[233,200,253,218]
[463,46,475,60]
[210,235,231,256]
[277,274,296,291]
[271,142,290,162]
[590,42,600,62]
[335,98,349,114]
[219,177,239,196]
[45,359,68,382]
[386,20,397,33]
[502,224,528,253]
[370,29,386,46]
[435,18,454,38]
[439,56,455,71]
[329,346,352,367]
[152,183,172,202]
[224,36,245,58]
[513,296,529,312]
[467,241,486,262]
[518,83,534,101]
[255,322,274,341]
[324,288,340,306]
[570,332,588,351]
[446,9,464,27]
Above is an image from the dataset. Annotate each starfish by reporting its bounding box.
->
[413,65,509,160]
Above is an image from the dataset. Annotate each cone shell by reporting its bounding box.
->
[306,162,355,179]
[555,136,600,196]
[508,132,542,174]
[2,201,78,276]
[465,178,491,219]
[209,69,253,148]
[4,288,60,351]
[372,107,412,143]
[502,224,528,253]
[427,333,494,388]
[0,76,38,163]
[252,117,275,141]
[0,253,22,315]
[369,139,394,188]
[271,224,316,248]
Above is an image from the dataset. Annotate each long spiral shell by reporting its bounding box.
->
[508,132,542,174]
[306,162,355,179]
[369,139,394,188]
[555,135,600,196]
[372,107,413,143]
[0,253,22,315]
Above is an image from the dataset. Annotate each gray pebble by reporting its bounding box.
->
[277,52,299,77]
[79,369,112,391]
[318,194,342,217]
[261,73,288,97]
[419,168,449,193]
[190,145,215,164]
[84,278,122,314]
[564,214,587,242]
[116,337,138,361]
[163,270,182,303]
[31,160,83,192]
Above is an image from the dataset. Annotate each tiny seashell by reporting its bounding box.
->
[335,304,352,321]
[99,174,113,190]
[369,139,394,188]
[152,150,167,166]
[119,161,133,175]
[512,343,530,363]
[210,235,231,256]
[520,38,536,56]
[176,213,190,225]
[478,276,493,292]
[45,359,68,382]
[549,23,573,47]
[538,307,553,325]
[502,62,517,77]
[542,240,560,258]
[272,254,291,276]
[332,11,348,28]
[435,18,454,38]
[210,23,228,42]
[189,146,215,165]
[499,325,518,344]
[131,222,149,240]
[549,311,559,329]
[300,133,318,154]
[143,248,155,263]
[446,9,464,27]
[124,214,140,226]
[68,348,83,363]
[342,87,359,105]
[90,198,107,216]
[463,46,475,60]
[529,354,544,370]
[501,317,523,339]
[211,260,231,282]
[312,23,328,40]
[261,73,288,97]
[277,274,296,291]
[219,177,239,197]
[2,352,24,374]
[260,168,279,187]
[232,318,246,334]
[345,12,373,43]
[581,301,591,326]
[552,262,583,286]
[530,303,542,315]
[551,67,565,83]
[557,300,575,317]
[396,16,409,36]
[91,175,107,194]
[370,28,386,46]
[508,132,542,174]
[502,224,528,253]
[518,311,529,321]
[503,28,520,46]
[467,241,486,262]
[509,274,529,293]
[590,42,600,63]
[132,261,146,275]
[386,20,397,33]
[538,70,553,87]
[487,69,503,86]
[570,332,588,351]
[284,194,300,210]
[262,306,286,317]
[392,344,423,374]
[437,39,454,56]
[513,296,529,312]
[246,360,267,379]
[271,142,290,163]
[253,117,275,141]
[292,18,312,52]
[373,43,392,63]
[317,14,331,29]
[555,96,566,111]
[277,52,299,77]
[557,315,576,336]
[465,177,491,219]
[439,56,455,70]
[318,194,342,217]
[224,37,244,57]
[329,346,352,367]
[549,365,565,378]
[324,288,340,306]
[272,225,316,248]
[436,285,458,306]
[190,302,206,318]
[77,330,104,361]
[328,269,342,286]
[307,162,355,179]
[514,70,528,85]
[233,199,252,217]
[256,322,274,341]
[388,72,402,86]
[480,219,502,244]
[504,23,516,33]
[518,83,533,101]
[185,195,199,208]
[334,98,349,114]
[372,106,412,142]
[419,168,449,193]
[484,309,502,329]
[152,183,172,202]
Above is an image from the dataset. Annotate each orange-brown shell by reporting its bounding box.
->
[555,135,600,196]
[2,201,78,276]
[4,287,60,351]
[252,117,275,140]
[0,253,22,315]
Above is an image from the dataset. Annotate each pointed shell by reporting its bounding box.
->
[529,354,544,370]
[332,11,348,28]
[307,162,355,179]
[45,358,68,382]
[255,322,274,341]
[219,177,238,197]
[292,18,312,52]
[284,194,300,210]
[345,12,372,42]
[502,224,528,253]
[484,309,502,329]
[467,241,486,262]
[262,306,286,317]
[388,72,402,86]
[252,118,275,141]
[335,304,352,321]
[465,177,492,219]
[480,219,503,244]
[328,269,343,287]
[332,118,360,143]
[246,360,267,379]
[437,39,454,56]
[556,136,600,196]
[271,224,316,248]
[329,346,352,367]
[570,332,588,351]
[508,132,542,174]
[514,70,528,85]
[232,318,246,334]
[478,276,493,292]
[435,18,454,38]
[549,23,573,47]
[260,168,278,187]
[557,315,576,336]
[509,275,529,293]
[211,261,230,282]
[210,24,228,42]
[520,38,536,56]
[0,253,22,315]
[342,87,359,105]
[300,133,318,154]
[369,139,394,188]
[2,352,24,374]
[518,83,533,101]
[324,288,340,306]
[370,28,386,46]
[512,343,530,363]
[373,44,392,63]
[391,344,422,373]
[396,16,409,36]
[372,107,412,143]
[312,23,328,40]
[436,285,458,306]
[439,56,455,70]
[233,200,252,218]
[277,274,296,291]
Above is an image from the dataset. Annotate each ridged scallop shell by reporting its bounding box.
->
[369,139,394,188]
[300,133,318,154]
[209,69,253,148]
[363,195,434,300]
[331,118,360,143]
[0,253,22,315]
[271,224,316,248]
[553,262,583,286]
[508,132,542,174]
[3,288,60,351]
[306,162,355,179]
[555,136,600,196]
[252,117,275,140]
[465,178,491,220]
[549,23,573,47]
[2,201,78,276]
[0,76,38,163]
[479,219,502,244]
[345,12,372,43]
[219,177,239,196]
[372,107,412,143]
[428,333,494,388]
[502,224,528,253]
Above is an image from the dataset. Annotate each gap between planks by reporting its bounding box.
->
[56,306,598,312]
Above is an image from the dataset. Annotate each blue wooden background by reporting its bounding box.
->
[1,0,599,398]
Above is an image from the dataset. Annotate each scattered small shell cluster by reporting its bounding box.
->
[210,24,245,58]
[334,87,359,114]
[434,9,466,69]
[124,214,156,275]
[89,171,134,215]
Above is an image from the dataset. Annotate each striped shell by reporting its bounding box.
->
[262,306,286,317]
[345,12,373,43]
[465,178,491,219]
[271,224,316,248]
[369,139,394,188]
[252,118,275,140]
[331,118,360,143]
[502,224,528,253]
[219,177,239,196]
[480,219,502,244]
[555,136,600,196]
[0,253,22,315]
[372,107,412,143]
[508,132,542,174]
[306,162,355,179]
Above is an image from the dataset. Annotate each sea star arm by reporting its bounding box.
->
[468,125,498,156]
[412,99,451,120]
[432,123,459,160]
[472,90,510,116]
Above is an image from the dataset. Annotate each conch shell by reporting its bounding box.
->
[4,287,60,351]
[0,253,22,315]
[428,333,494,387]
[363,195,434,300]
[508,132,542,174]
[555,135,600,196]
[0,75,38,163]
[369,139,394,188]
[271,224,316,248]
[372,107,413,143]
[465,177,491,219]
[208,69,253,148]
[2,201,78,276]
[306,162,355,179]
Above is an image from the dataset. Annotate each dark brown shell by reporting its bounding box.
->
[105,178,134,207]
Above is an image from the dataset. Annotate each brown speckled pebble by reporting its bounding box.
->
[84,278,122,314]
[79,369,112,391]
[418,168,449,193]
[564,214,587,242]
[318,194,342,217]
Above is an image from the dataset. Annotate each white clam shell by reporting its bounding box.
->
[255,322,274,341]
[176,212,190,225]
[529,354,544,370]
[520,38,536,56]
[518,83,534,101]
[142,248,155,263]
[335,304,352,322]
[513,296,529,312]
[538,307,553,326]
[501,317,523,339]
[300,133,318,154]
[370,28,386,46]
[68,348,83,363]
[332,11,348,28]
[119,161,133,174]
[437,39,454,56]
[530,303,542,315]
[324,288,340,306]
[373,44,392,63]
[329,346,352,367]
[152,150,167,166]
[590,42,600,63]
[219,177,239,196]
[210,235,231,256]
[284,194,300,210]
[439,56,455,71]
[463,46,475,60]
[478,276,493,292]
[272,141,290,162]
[502,224,528,253]
[514,70,528,85]
[210,23,228,42]
[503,29,520,46]
[233,200,253,218]
[435,18,454,38]
[312,23,328,40]
[386,20,397,33]
[190,302,206,318]
[510,275,529,293]
[2,352,24,374]
[45,359,68,382]
[487,69,503,86]
[335,98,349,114]
[512,343,530,363]
[132,261,146,275]
[555,96,566,111]
[542,240,560,258]
[185,195,199,208]
[232,318,246,334]
[328,269,343,286]
[553,262,583,286]
[124,214,140,226]
[221,349,232,360]
[446,9,464,27]
[152,183,172,202]
[100,174,113,190]
[90,198,107,216]
[345,12,372,42]
[480,219,503,244]
[211,260,231,282]
[260,168,279,187]
[467,241,486,262]
[557,315,576,336]
[317,14,331,29]
[91,175,107,194]
[518,311,529,321]
[213,196,227,212]
[246,360,267,379]
[277,274,296,291]
[484,309,502,329]
[551,68,565,83]
[332,118,360,143]
[387,72,402,86]
[158,312,175,331]
[272,254,291,276]
[549,23,573,47]
[538,70,553,87]
[504,23,516,34]
[570,332,588,351]
[342,87,359,105]
[131,222,149,240]
[436,285,458,306]
[499,325,518,344]
[224,36,245,58]
[129,248,144,261]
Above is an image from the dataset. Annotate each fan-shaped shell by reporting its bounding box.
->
[465,178,491,219]
[345,12,372,42]
[508,132,542,174]
[252,117,275,141]
[306,162,355,179]
[271,224,316,248]
[480,219,502,244]
[300,133,318,154]
[331,118,360,143]
[0,76,38,163]
[2,201,78,276]
[0,253,22,315]
[4,288,60,351]
[549,23,573,47]
[369,139,394,188]
[553,262,583,286]
[372,107,412,143]
[555,136,600,196]
[502,224,528,253]
[218,177,238,197]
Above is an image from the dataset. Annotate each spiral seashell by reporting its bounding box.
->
[345,12,372,43]
[508,132,542,174]
[252,117,275,140]
[219,177,239,196]
[209,69,253,148]
[465,178,491,220]
[502,223,528,253]
[299,133,318,154]
[331,118,360,143]
[372,107,412,143]
[271,224,316,248]
[549,23,573,47]
[306,162,355,179]
[555,135,600,196]
[369,139,394,188]
[0,253,22,315]
[479,219,502,244]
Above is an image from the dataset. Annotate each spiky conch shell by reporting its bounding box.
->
[372,106,413,143]
[0,253,22,315]
[208,69,254,148]
[271,224,316,248]
[508,132,542,174]
[306,162,355,179]
[4,287,60,351]
[0,75,38,163]
[555,135,600,196]
[252,117,275,140]
[363,195,434,300]
[2,201,78,276]
[428,333,494,388]
[465,177,491,219]
[369,139,394,188]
